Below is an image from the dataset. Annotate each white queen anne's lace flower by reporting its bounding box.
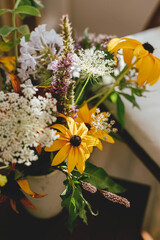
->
[77,48,115,78]
[0,83,58,166]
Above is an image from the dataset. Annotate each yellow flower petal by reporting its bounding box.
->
[88,146,93,153]
[92,129,114,143]
[77,103,90,123]
[123,48,134,66]
[133,45,148,58]
[76,122,88,138]
[137,55,154,86]
[149,55,160,85]
[0,56,16,71]
[17,179,46,198]
[108,38,140,54]
[45,139,68,152]
[135,58,142,70]
[84,135,103,150]
[103,132,115,143]
[66,117,77,135]
[51,143,71,166]
[67,146,77,173]
[51,124,71,137]
[108,38,121,53]
[76,146,86,174]
[80,142,91,160]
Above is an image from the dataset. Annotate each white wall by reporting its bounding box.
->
[41,0,159,36]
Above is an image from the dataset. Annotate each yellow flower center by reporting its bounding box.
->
[142,42,154,53]
[70,135,82,146]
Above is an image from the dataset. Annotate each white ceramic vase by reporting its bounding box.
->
[23,170,65,219]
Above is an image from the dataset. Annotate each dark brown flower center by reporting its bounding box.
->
[70,135,82,147]
[143,42,154,53]
[85,123,91,130]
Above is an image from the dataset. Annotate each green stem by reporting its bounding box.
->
[86,87,109,104]
[68,176,75,215]
[12,12,18,66]
[14,0,21,9]
[95,60,138,107]
[75,74,91,105]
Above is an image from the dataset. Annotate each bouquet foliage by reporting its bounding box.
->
[0,0,160,230]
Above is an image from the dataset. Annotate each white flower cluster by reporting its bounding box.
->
[18,24,63,81]
[78,48,115,78]
[0,83,58,166]
[91,109,115,133]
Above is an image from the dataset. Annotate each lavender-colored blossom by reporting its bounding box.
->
[50,15,78,115]
[18,24,63,82]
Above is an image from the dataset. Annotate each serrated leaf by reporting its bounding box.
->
[0,9,9,16]
[15,0,43,19]
[117,94,125,128]
[131,87,143,97]
[83,162,125,193]
[14,5,41,17]
[15,34,30,45]
[17,25,30,35]
[119,92,140,109]
[0,42,13,52]
[0,26,15,38]
[61,179,89,231]
[61,181,78,231]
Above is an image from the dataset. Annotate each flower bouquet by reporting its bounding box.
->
[0,0,160,231]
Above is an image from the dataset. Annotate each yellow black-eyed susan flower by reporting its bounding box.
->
[45,116,102,174]
[108,38,160,86]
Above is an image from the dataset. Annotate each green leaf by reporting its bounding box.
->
[117,94,125,128]
[61,179,96,231]
[14,0,43,19]
[14,169,24,180]
[119,92,140,109]
[14,5,41,17]
[16,0,43,9]
[38,77,53,87]
[0,26,15,38]
[84,28,91,48]
[17,25,30,35]
[61,180,80,231]
[83,162,125,193]
[0,42,13,52]
[0,9,10,16]
[32,0,44,9]
[15,34,30,45]
[131,87,143,97]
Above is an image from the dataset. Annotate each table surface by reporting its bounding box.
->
[0,178,150,240]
